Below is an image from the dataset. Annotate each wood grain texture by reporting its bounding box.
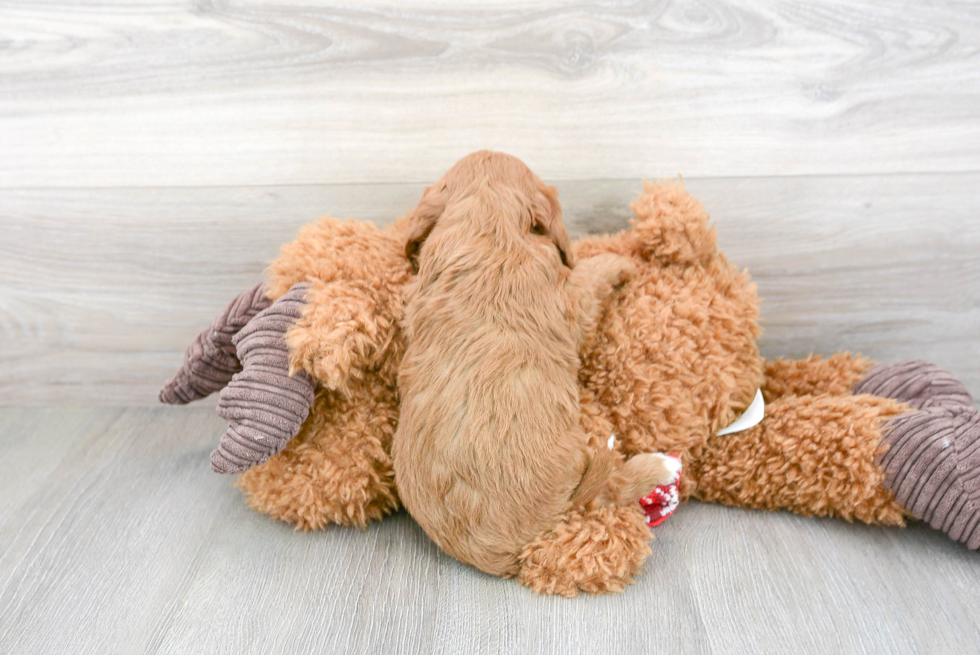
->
[2,173,977,404]
[2,2,979,652]
[1,406,979,655]
[1,0,979,187]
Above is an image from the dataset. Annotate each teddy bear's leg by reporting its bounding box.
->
[852,360,980,548]
[516,503,652,597]
[160,281,272,404]
[692,393,910,526]
[211,283,315,474]
[874,407,980,548]
[762,353,874,401]
[236,378,399,530]
[699,361,980,549]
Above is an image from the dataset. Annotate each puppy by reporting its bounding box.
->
[393,151,679,577]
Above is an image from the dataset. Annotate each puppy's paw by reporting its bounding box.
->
[649,453,683,484]
[616,452,683,504]
[578,253,637,288]
[606,255,638,288]
[630,452,682,486]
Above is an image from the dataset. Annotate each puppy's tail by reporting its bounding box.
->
[570,442,681,507]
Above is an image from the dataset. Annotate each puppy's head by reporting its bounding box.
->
[404,151,573,274]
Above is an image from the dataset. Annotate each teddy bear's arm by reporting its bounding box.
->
[286,278,399,395]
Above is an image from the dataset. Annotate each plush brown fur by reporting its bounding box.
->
[237,218,411,528]
[517,502,652,596]
[763,353,874,401]
[236,374,400,528]
[391,152,677,578]
[572,182,764,500]
[235,155,917,594]
[693,393,908,525]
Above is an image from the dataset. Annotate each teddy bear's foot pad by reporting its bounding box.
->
[879,406,980,549]
[212,283,315,474]
[855,360,973,410]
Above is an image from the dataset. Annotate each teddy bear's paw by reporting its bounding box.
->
[517,505,651,597]
[879,405,980,549]
[855,360,973,410]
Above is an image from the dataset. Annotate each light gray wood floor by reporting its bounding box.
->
[1,406,979,655]
[2,1,980,653]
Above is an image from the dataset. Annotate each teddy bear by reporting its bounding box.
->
[161,160,979,596]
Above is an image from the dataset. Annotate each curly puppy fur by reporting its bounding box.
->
[235,157,916,590]
[393,151,677,578]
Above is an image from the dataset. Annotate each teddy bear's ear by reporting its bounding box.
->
[630,180,718,266]
[404,184,445,272]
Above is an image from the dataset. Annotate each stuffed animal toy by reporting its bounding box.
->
[161,152,979,596]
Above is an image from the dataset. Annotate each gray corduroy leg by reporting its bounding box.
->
[159,282,272,404]
[211,283,315,474]
[855,360,980,549]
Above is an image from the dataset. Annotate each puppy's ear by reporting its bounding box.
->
[405,185,444,272]
[541,184,574,268]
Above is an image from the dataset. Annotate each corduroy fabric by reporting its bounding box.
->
[855,360,974,409]
[159,282,272,404]
[211,283,315,474]
[856,360,980,548]
[878,407,980,549]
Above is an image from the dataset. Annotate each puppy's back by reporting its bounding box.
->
[394,253,590,575]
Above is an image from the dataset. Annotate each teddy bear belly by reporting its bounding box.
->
[580,263,764,461]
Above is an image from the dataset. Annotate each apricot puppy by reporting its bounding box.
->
[393,151,678,578]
